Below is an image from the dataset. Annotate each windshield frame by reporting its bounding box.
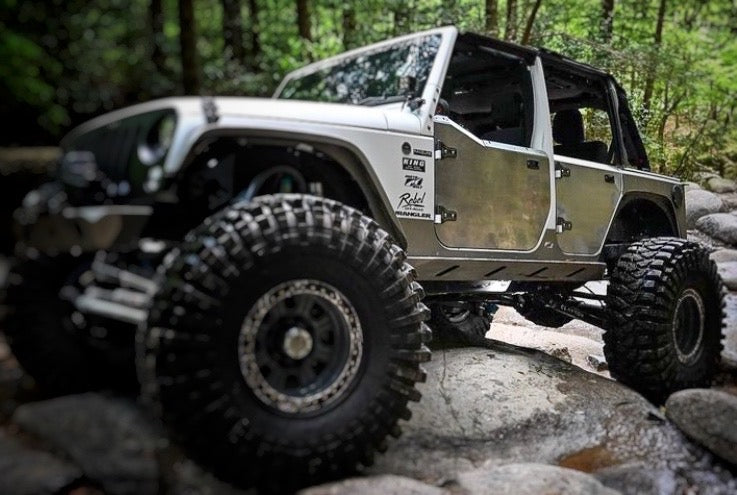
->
[273,27,457,122]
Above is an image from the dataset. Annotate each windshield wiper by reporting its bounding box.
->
[354,95,408,106]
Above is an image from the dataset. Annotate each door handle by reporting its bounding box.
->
[527,159,539,170]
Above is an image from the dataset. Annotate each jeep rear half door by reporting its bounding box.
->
[434,36,550,251]
[543,58,623,255]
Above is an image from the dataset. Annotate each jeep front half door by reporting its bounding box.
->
[433,118,550,251]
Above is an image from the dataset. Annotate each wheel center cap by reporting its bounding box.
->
[283,326,313,360]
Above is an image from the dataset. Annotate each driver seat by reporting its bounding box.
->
[553,109,609,163]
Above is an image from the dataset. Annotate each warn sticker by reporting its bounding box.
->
[402,157,426,173]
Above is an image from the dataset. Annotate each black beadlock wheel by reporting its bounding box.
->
[138,194,431,491]
[428,302,492,345]
[605,237,725,403]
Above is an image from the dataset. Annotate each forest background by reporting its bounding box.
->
[2,0,736,179]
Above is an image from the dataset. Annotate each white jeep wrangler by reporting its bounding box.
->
[7,27,724,490]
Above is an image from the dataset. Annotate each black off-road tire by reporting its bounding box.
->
[516,304,573,328]
[605,238,725,403]
[3,255,135,394]
[428,302,492,345]
[138,194,431,491]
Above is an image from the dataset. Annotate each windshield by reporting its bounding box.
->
[277,34,442,106]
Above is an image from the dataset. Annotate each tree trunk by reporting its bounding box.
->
[342,4,356,49]
[485,0,498,36]
[600,0,615,44]
[642,0,666,118]
[149,0,166,73]
[520,0,543,44]
[221,0,245,65]
[504,0,517,41]
[178,0,201,94]
[296,0,311,41]
[246,0,261,67]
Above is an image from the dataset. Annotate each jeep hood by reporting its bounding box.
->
[61,96,423,149]
[213,97,396,130]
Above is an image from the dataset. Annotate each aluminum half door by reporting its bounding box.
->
[434,120,551,251]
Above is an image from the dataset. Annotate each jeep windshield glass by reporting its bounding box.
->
[277,34,441,106]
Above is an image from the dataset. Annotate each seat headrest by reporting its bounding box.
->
[553,109,584,145]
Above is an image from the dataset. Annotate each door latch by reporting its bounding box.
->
[556,217,572,232]
[555,162,570,179]
[435,141,457,160]
[435,205,457,224]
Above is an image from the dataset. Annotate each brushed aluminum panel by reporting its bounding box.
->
[434,122,550,250]
[556,158,621,255]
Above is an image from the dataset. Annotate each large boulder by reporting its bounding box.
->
[696,213,737,245]
[455,463,619,495]
[705,176,737,194]
[300,475,446,495]
[13,393,160,495]
[686,189,724,228]
[666,389,737,466]
[368,346,736,493]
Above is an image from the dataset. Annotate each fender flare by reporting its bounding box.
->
[179,127,408,249]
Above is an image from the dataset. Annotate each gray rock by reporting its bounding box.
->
[13,393,159,495]
[0,431,83,495]
[686,189,724,228]
[696,213,737,245]
[594,462,677,495]
[684,181,702,192]
[706,177,737,194]
[716,261,737,290]
[300,475,446,495]
[369,347,735,493]
[455,463,619,495]
[722,193,737,210]
[666,389,737,465]
[711,248,737,263]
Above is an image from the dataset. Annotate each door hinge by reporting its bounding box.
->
[555,162,570,179]
[435,205,457,224]
[435,141,457,160]
[556,217,572,232]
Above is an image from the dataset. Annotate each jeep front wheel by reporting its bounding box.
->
[605,238,724,403]
[138,195,431,491]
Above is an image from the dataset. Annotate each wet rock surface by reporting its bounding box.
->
[369,346,737,494]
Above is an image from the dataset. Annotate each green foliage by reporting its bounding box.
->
[1,0,736,180]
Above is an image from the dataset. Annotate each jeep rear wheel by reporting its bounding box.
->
[605,238,724,403]
[138,195,431,491]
